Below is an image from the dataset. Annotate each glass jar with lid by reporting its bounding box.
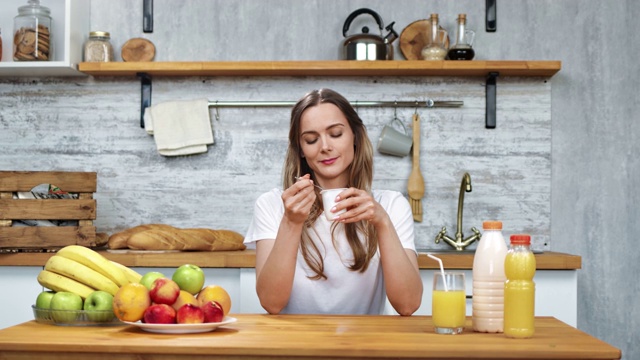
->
[421,13,448,61]
[447,14,476,60]
[84,31,114,62]
[13,0,52,61]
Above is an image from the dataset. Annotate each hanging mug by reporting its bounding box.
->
[377,117,412,157]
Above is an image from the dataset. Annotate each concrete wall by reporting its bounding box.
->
[0,76,552,250]
[0,0,637,358]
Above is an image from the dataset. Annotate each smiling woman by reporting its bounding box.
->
[297,102,356,189]
[244,88,423,316]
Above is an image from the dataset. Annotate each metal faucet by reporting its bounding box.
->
[435,172,482,251]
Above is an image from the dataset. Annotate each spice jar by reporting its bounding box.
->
[13,0,52,61]
[421,13,448,60]
[84,31,114,62]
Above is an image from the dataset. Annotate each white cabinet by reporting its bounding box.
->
[0,266,577,330]
[0,0,89,76]
[0,266,44,328]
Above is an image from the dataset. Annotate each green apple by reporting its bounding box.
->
[50,291,83,323]
[172,264,205,295]
[35,290,56,309]
[140,271,166,290]
[84,290,115,322]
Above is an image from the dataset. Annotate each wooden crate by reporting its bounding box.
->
[0,171,97,252]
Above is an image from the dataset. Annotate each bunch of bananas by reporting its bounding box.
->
[38,245,142,299]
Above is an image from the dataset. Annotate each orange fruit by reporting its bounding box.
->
[171,290,199,312]
[113,282,151,322]
[197,285,231,315]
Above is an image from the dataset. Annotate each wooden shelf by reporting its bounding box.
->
[78,60,562,77]
[0,250,580,270]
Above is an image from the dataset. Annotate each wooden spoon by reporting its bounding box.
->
[407,113,425,222]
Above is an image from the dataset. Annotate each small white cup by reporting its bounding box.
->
[320,188,347,221]
[377,118,412,157]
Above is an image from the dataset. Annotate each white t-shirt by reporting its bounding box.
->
[244,188,416,315]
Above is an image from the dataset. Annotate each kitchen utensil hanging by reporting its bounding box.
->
[407,112,425,222]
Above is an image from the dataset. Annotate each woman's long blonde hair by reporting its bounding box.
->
[282,89,377,280]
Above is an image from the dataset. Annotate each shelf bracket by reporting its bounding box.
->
[138,73,152,128]
[486,0,497,32]
[143,0,153,33]
[486,72,499,129]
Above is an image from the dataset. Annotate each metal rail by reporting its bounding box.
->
[137,73,463,128]
[205,100,464,122]
[206,100,463,108]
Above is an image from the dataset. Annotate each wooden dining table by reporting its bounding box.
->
[0,314,621,360]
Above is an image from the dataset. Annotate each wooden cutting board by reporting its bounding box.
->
[121,38,156,62]
[399,19,450,60]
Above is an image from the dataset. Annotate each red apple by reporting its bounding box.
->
[176,303,205,324]
[139,271,166,290]
[142,304,176,324]
[201,300,224,323]
[149,278,180,305]
[197,285,231,315]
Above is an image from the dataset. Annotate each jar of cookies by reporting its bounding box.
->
[13,0,52,61]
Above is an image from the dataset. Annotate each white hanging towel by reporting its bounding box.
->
[143,99,213,156]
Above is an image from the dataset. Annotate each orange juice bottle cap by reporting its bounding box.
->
[510,234,531,245]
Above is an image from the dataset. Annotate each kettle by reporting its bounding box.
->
[342,8,398,60]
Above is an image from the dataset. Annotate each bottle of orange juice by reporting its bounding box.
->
[504,234,536,338]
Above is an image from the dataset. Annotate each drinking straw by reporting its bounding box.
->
[427,253,448,291]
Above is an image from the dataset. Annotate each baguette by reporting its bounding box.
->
[107,224,177,249]
[127,228,246,251]
[96,232,109,247]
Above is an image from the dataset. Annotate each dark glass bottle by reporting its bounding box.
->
[447,14,475,61]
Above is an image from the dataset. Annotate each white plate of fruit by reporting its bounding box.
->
[115,265,237,333]
[123,316,237,334]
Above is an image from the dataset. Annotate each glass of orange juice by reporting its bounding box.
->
[432,272,466,334]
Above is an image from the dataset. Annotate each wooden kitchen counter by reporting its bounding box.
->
[0,249,581,270]
[0,315,619,360]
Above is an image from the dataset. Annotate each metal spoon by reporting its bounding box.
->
[295,176,325,191]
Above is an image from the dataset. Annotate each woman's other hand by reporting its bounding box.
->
[331,188,388,227]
